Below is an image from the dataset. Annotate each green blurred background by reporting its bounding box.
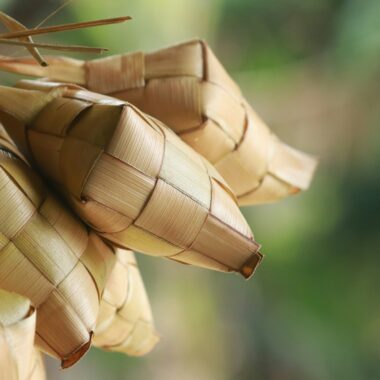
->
[0,0,379,379]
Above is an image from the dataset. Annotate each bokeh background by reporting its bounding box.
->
[0,0,379,379]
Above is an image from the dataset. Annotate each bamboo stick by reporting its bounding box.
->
[0,125,116,368]
[0,40,317,205]
[0,82,262,279]
[94,249,159,356]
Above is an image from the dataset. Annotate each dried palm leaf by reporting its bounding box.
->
[94,249,159,355]
[0,126,115,367]
[0,81,262,279]
[0,290,45,379]
[29,350,46,380]
[0,40,317,204]
[0,289,38,380]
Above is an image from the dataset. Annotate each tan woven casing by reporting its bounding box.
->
[0,81,262,279]
[0,126,115,367]
[94,249,159,355]
[0,39,317,205]
[0,289,45,380]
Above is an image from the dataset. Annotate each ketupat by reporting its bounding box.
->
[0,126,115,367]
[0,124,159,362]
[0,39,317,205]
[0,80,262,279]
[94,249,159,355]
[0,289,45,380]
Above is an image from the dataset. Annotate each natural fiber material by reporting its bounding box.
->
[0,40,317,205]
[0,289,43,380]
[94,249,159,355]
[29,351,46,380]
[0,81,262,279]
[0,126,115,367]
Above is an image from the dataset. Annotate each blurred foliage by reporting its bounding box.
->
[216,0,345,70]
[0,0,379,379]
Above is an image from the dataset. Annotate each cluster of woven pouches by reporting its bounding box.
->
[0,38,316,379]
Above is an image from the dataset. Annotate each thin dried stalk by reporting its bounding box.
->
[0,126,116,368]
[94,249,159,356]
[2,40,317,205]
[35,0,74,29]
[0,82,262,279]
[0,38,108,54]
[0,11,46,66]
[0,16,131,39]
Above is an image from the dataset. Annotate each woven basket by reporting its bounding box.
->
[93,249,159,355]
[0,81,262,279]
[0,289,45,380]
[0,40,317,205]
[0,126,116,367]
